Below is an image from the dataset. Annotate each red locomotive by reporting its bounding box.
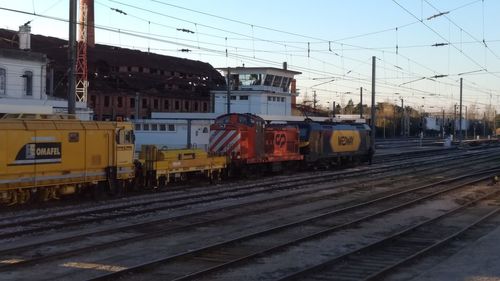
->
[209,113,302,173]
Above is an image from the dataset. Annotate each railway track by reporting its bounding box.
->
[0,152,497,275]
[82,168,500,281]
[278,186,500,281]
[0,148,494,241]
[2,152,498,278]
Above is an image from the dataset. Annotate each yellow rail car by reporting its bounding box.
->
[0,114,135,205]
[139,145,227,188]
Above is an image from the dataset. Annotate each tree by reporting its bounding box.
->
[344,99,355,114]
[335,104,342,114]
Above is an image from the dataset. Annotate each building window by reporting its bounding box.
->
[281,77,289,90]
[151,124,158,131]
[168,124,175,131]
[134,124,141,130]
[272,76,283,87]
[143,124,150,131]
[90,95,96,107]
[164,100,169,110]
[130,97,135,108]
[240,95,248,100]
[203,102,208,112]
[263,74,274,86]
[23,71,33,96]
[240,74,261,86]
[159,124,166,131]
[153,99,159,109]
[268,96,272,101]
[194,102,199,111]
[142,98,148,109]
[175,101,180,110]
[117,97,123,107]
[230,96,236,100]
[104,96,110,107]
[184,101,189,111]
[0,68,5,95]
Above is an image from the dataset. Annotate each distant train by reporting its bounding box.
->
[0,113,372,205]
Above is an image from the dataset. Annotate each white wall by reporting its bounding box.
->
[0,56,46,100]
[0,53,92,120]
[133,119,213,151]
[214,92,290,115]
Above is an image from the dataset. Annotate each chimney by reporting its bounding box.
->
[283,61,287,70]
[81,0,95,47]
[290,79,297,106]
[18,24,31,50]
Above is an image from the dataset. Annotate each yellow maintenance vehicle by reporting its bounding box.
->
[138,145,227,188]
[0,113,135,205]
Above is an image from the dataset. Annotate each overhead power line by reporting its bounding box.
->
[0,4,498,107]
[393,0,500,80]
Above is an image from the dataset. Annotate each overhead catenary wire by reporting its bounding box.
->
[393,0,500,80]
[103,0,500,102]
[0,3,500,111]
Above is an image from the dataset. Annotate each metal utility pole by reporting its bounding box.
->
[465,106,468,139]
[495,110,497,137]
[453,104,457,137]
[370,56,376,154]
[483,112,486,137]
[459,78,463,144]
[226,68,231,114]
[313,90,318,110]
[359,87,363,118]
[68,0,77,114]
[332,101,336,118]
[442,109,445,138]
[400,98,404,136]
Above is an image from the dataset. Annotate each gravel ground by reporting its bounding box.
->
[407,222,500,281]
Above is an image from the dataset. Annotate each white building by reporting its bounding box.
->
[212,66,301,116]
[0,25,92,119]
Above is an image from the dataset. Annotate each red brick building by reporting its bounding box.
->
[0,28,225,120]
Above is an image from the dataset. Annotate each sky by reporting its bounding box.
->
[1,0,499,117]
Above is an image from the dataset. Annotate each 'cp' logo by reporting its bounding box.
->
[275,133,286,147]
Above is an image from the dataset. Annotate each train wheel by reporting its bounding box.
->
[34,188,51,203]
[16,189,31,204]
[112,181,127,197]
[158,176,167,189]
[6,191,18,206]
[210,170,222,184]
[92,182,107,200]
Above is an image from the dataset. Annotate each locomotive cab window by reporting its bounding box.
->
[125,130,135,144]
[116,129,135,144]
[215,115,231,124]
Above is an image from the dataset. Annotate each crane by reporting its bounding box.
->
[76,0,94,104]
